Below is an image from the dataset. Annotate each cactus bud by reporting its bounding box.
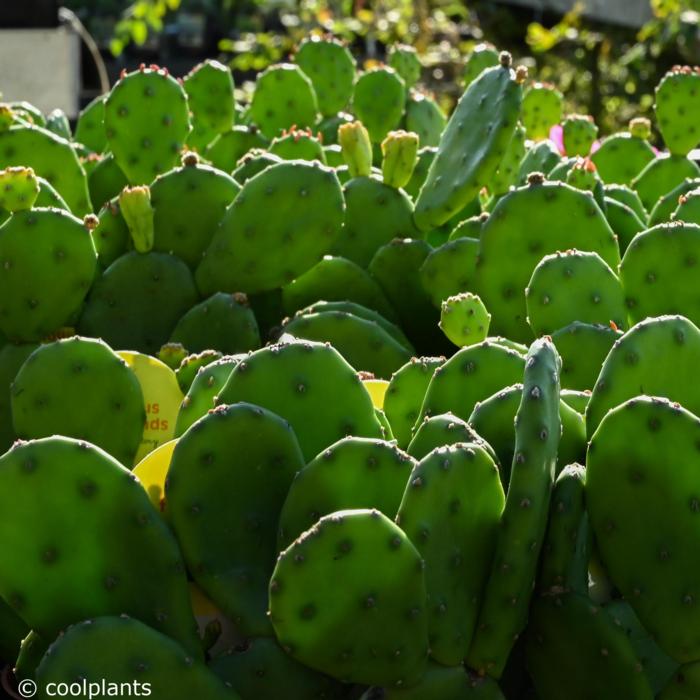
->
[0,166,39,213]
[338,121,373,178]
[119,185,154,253]
[380,130,419,189]
[629,117,651,141]
[566,157,598,192]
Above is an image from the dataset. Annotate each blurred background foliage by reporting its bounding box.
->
[63,0,699,134]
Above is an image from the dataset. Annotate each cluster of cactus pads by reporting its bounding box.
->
[0,35,699,700]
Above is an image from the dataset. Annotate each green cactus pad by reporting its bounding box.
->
[269,127,326,163]
[518,140,561,183]
[440,292,491,347]
[209,636,343,699]
[183,59,235,152]
[0,343,37,452]
[587,395,700,663]
[0,166,39,212]
[176,349,222,393]
[45,108,71,141]
[197,160,344,295]
[419,340,526,424]
[525,592,653,700]
[150,159,239,269]
[336,175,419,268]
[281,255,397,320]
[170,292,260,355]
[36,616,236,699]
[526,250,626,335]
[467,384,585,485]
[232,149,282,184]
[352,68,406,143]
[90,199,130,269]
[79,251,199,355]
[538,463,587,594]
[0,437,200,656]
[475,178,620,341]
[368,238,439,351]
[384,357,444,448]
[87,153,129,212]
[269,509,429,686]
[174,355,241,436]
[551,321,620,391]
[489,122,526,197]
[105,66,191,185]
[388,44,421,88]
[404,146,435,199]
[250,64,318,139]
[674,188,700,225]
[0,208,97,342]
[414,57,522,231]
[11,337,145,466]
[167,402,304,636]
[282,309,411,379]
[397,443,504,665]
[591,132,655,186]
[407,412,495,462]
[659,663,700,699]
[297,300,412,351]
[521,82,563,141]
[632,155,700,213]
[605,600,678,695]
[468,338,561,678]
[217,339,383,460]
[74,94,107,153]
[205,125,268,172]
[649,178,700,226]
[586,313,700,435]
[463,44,500,87]
[0,124,91,215]
[405,92,446,148]
[420,236,480,310]
[604,196,646,253]
[278,436,415,548]
[620,222,700,327]
[561,114,598,157]
[295,36,356,118]
[655,66,700,157]
[605,183,648,222]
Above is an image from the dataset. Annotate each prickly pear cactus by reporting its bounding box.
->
[0,437,201,656]
[74,94,107,153]
[0,166,39,212]
[405,91,446,148]
[294,36,356,117]
[562,114,598,157]
[420,236,480,308]
[585,315,700,437]
[468,337,561,678]
[170,292,260,355]
[0,343,37,452]
[250,64,318,139]
[396,443,504,665]
[205,125,268,172]
[176,349,222,393]
[104,66,191,185]
[269,509,429,686]
[525,592,653,700]
[521,82,563,141]
[183,59,235,152]
[197,160,344,295]
[475,176,619,341]
[209,636,343,700]
[463,44,500,87]
[439,292,491,347]
[414,53,523,231]
[216,339,384,460]
[352,67,407,143]
[269,126,326,163]
[620,222,700,328]
[388,44,422,88]
[655,66,700,157]
[150,155,240,268]
[587,395,700,663]
[632,154,700,213]
[11,336,145,466]
[591,118,655,185]
[0,208,97,342]
[167,402,304,636]
[78,251,199,355]
[526,250,627,335]
[36,617,237,699]
[278,436,415,548]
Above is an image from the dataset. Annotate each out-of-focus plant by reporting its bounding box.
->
[110,0,181,55]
